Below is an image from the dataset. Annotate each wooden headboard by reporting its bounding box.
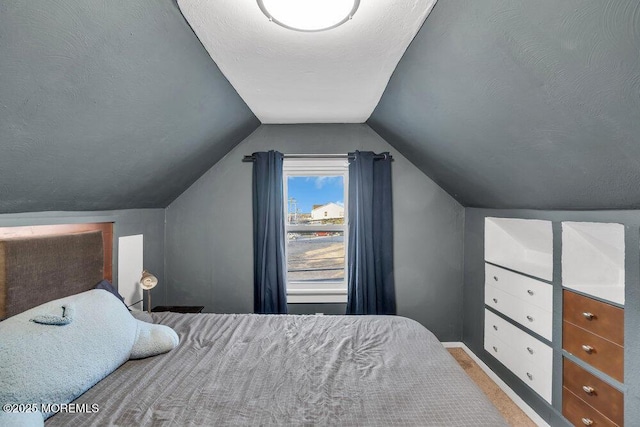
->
[0,223,113,320]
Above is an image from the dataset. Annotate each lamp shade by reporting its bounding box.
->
[140,270,158,290]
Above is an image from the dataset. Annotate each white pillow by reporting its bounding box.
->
[0,289,179,426]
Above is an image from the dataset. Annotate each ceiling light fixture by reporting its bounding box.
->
[257,0,359,32]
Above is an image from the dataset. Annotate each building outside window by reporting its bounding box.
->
[283,158,348,303]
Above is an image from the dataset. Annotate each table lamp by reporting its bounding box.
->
[140,270,158,313]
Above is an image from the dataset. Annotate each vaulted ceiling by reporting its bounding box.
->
[370,0,640,209]
[177,0,436,123]
[0,0,259,213]
[1,0,639,213]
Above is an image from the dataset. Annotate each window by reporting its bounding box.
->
[283,158,348,303]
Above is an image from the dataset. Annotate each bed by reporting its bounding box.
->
[0,224,508,426]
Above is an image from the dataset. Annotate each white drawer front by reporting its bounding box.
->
[485,285,552,340]
[484,310,552,403]
[511,356,552,403]
[484,329,520,372]
[485,263,552,311]
[484,309,552,374]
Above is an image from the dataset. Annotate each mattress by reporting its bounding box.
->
[46,313,507,426]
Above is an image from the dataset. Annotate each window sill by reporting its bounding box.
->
[287,289,347,304]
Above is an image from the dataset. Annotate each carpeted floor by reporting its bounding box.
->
[447,348,537,427]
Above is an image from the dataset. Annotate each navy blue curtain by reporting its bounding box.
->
[346,151,396,315]
[252,151,288,314]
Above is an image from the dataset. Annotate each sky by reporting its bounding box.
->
[287,176,344,213]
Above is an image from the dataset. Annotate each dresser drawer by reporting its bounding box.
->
[486,284,552,340]
[563,321,623,382]
[563,387,618,427]
[485,309,552,374]
[563,358,623,426]
[485,329,520,372]
[484,311,552,403]
[512,355,552,403]
[564,290,624,346]
[486,263,553,311]
[485,332,552,403]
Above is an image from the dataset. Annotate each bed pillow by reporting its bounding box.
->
[93,279,128,308]
[0,289,179,426]
[130,310,154,323]
[0,409,43,427]
[131,321,179,359]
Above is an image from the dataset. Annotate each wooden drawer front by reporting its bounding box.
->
[563,321,623,382]
[563,358,623,426]
[486,263,553,311]
[564,290,624,346]
[484,316,552,403]
[485,309,552,374]
[485,284,552,340]
[563,387,618,427]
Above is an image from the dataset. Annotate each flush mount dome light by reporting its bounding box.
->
[258,0,360,32]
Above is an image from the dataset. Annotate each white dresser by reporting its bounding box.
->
[484,217,554,403]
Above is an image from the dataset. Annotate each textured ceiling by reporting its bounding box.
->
[369,0,640,209]
[177,0,437,124]
[0,0,259,213]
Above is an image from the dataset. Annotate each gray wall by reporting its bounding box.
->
[0,209,167,308]
[464,208,640,426]
[165,124,465,340]
[369,0,640,209]
[0,0,259,214]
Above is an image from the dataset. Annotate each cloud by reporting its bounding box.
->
[314,176,340,189]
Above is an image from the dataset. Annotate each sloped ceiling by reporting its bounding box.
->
[3,0,639,213]
[0,0,259,214]
[369,0,640,209]
[177,0,437,124]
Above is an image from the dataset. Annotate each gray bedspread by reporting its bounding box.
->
[47,314,507,426]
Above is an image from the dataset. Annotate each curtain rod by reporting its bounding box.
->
[242,153,393,162]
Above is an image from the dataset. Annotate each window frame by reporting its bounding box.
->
[282,158,349,303]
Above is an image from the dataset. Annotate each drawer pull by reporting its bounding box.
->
[582,344,594,354]
[526,372,533,380]
[493,276,498,281]
[526,347,534,355]
[581,418,594,426]
[582,312,595,320]
[582,385,595,395]
[492,346,498,352]
[492,325,498,331]
[492,298,498,303]
[527,289,534,295]
[526,315,534,322]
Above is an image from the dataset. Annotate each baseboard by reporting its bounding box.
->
[442,341,549,427]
